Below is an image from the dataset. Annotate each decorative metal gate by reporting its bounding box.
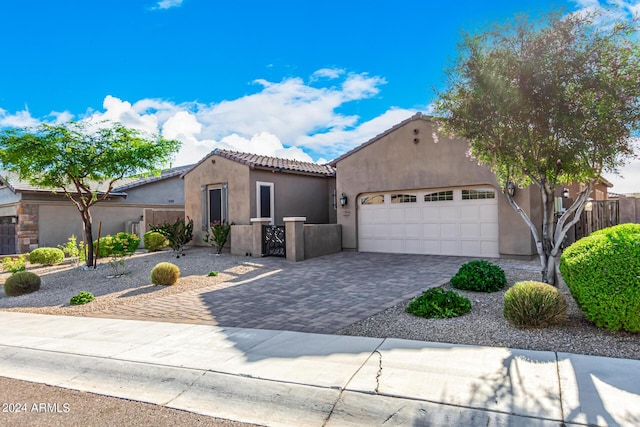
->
[262,225,286,257]
[0,219,16,255]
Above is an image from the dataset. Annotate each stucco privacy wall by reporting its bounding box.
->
[184,155,251,245]
[334,115,536,257]
[38,204,146,248]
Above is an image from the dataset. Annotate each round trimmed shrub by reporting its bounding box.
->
[151,262,180,286]
[450,260,507,293]
[406,287,472,318]
[28,247,65,266]
[4,271,41,296]
[560,223,640,332]
[144,231,168,252]
[503,281,567,328]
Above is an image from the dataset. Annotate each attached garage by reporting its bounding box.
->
[358,187,499,257]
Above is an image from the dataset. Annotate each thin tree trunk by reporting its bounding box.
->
[81,209,94,268]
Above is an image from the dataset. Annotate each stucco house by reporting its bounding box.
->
[0,165,189,254]
[183,148,337,247]
[185,113,621,260]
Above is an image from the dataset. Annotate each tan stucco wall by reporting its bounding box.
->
[303,224,342,259]
[335,117,535,256]
[250,170,332,225]
[230,225,253,256]
[38,203,147,248]
[183,155,251,246]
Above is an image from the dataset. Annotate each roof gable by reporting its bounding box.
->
[184,148,336,177]
[329,112,428,166]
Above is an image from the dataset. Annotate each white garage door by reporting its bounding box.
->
[358,187,499,257]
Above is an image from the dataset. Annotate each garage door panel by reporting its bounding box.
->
[405,223,422,236]
[481,223,499,238]
[440,223,459,237]
[405,239,423,254]
[441,240,459,255]
[374,224,388,238]
[424,240,441,254]
[440,206,459,220]
[404,208,422,222]
[358,188,499,258]
[460,205,479,220]
[423,224,439,238]
[460,223,481,238]
[422,207,440,221]
[374,209,389,222]
[461,241,481,256]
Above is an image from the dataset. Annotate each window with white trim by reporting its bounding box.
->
[256,181,275,224]
[424,190,453,202]
[462,189,496,200]
[361,194,385,205]
[391,194,417,203]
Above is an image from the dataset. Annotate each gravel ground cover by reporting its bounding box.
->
[338,262,640,360]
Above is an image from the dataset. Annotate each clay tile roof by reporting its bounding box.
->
[113,164,194,192]
[184,148,336,177]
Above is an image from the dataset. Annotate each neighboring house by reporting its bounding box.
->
[331,113,544,258]
[0,165,190,254]
[182,149,337,246]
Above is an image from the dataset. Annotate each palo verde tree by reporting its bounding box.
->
[0,121,181,267]
[435,11,640,285]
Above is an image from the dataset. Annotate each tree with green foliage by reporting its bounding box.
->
[0,121,181,267]
[435,10,640,285]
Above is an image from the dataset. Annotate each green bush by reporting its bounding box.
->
[70,291,95,305]
[503,281,567,328]
[28,247,65,266]
[450,260,507,293]
[151,262,180,286]
[203,221,233,254]
[560,223,640,332]
[144,231,168,252]
[149,217,193,258]
[94,232,140,258]
[4,271,41,296]
[406,287,472,318]
[1,255,26,273]
[58,235,85,262]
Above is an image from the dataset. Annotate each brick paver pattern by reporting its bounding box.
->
[86,252,472,334]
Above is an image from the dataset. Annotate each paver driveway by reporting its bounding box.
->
[87,252,472,333]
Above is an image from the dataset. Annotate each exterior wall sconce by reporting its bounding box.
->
[563,188,570,199]
[584,200,593,212]
[340,193,348,207]
[506,182,516,197]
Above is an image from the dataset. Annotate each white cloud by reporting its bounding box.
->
[87,95,158,133]
[0,107,40,128]
[310,68,345,81]
[571,0,640,22]
[154,0,183,10]
[0,69,412,167]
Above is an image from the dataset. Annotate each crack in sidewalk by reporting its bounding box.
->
[322,339,385,426]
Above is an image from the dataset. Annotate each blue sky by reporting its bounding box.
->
[1,0,639,192]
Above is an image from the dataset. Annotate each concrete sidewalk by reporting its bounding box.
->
[0,312,638,427]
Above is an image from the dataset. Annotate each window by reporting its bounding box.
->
[202,183,228,230]
[209,188,222,224]
[361,194,385,205]
[391,194,417,203]
[256,181,275,224]
[462,189,496,200]
[424,191,453,202]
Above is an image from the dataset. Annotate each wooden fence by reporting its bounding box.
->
[573,200,620,241]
